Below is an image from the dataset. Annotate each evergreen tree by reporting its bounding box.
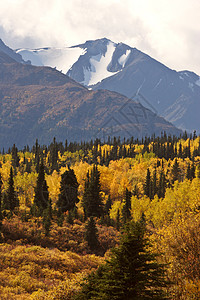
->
[196,164,200,179]
[190,162,195,179]
[158,169,166,198]
[178,143,182,158]
[78,220,168,299]
[11,144,20,171]
[67,210,74,225]
[104,195,112,216]
[42,206,51,236]
[171,158,181,183]
[85,216,99,251]
[50,137,59,173]
[122,188,132,223]
[116,208,121,231]
[33,161,50,216]
[152,168,157,198]
[144,168,151,198]
[57,167,79,213]
[6,167,19,211]
[34,139,40,173]
[82,165,103,218]
[186,163,191,180]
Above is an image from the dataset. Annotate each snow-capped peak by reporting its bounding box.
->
[82,41,118,86]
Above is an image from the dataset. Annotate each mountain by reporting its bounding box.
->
[17,38,200,133]
[0,39,29,64]
[0,49,181,149]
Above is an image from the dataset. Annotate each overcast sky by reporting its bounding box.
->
[0,0,200,74]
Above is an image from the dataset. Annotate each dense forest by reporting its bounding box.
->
[1,131,200,299]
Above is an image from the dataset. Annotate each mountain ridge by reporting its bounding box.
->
[16,38,200,133]
[0,47,181,149]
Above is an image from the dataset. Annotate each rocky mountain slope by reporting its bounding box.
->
[16,38,200,133]
[0,46,181,149]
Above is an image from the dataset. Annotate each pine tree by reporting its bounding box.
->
[34,139,40,173]
[85,216,99,251]
[152,168,157,198]
[11,144,20,171]
[116,209,121,231]
[57,167,79,213]
[104,195,112,215]
[32,161,50,216]
[6,167,19,211]
[158,168,166,198]
[67,210,74,225]
[122,188,132,223]
[144,168,151,198]
[186,163,191,180]
[50,137,59,173]
[78,220,169,299]
[190,162,195,179]
[171,158,181,183]
[42,205,51,236]
[82,165,103,218]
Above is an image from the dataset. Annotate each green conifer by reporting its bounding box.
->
[85,216,99,251]
[82,165,103,218]
[78,220,169,299]
[57,167,79,213]
[6,167,19,211]
[122,188,132,223]
[33,161,50,216]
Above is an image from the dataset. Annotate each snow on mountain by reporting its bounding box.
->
[16,47,85,73]
[17,38,133,85]
[82,41,119,85]
[15,38,200,133]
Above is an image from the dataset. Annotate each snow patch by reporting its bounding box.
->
[17,47,84,74]
[118,49,131,68]
[86,41,118,86]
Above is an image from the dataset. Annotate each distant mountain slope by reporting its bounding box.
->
[17,38,200,133]
[0,39,28,64]
[0,53,181,149]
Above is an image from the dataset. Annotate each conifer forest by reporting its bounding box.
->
[1,132,200,299]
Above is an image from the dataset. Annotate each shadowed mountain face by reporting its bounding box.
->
[17,38,200,133]
[0,49,182,149]
[0,39,28,64]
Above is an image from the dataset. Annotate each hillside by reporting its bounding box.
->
[0,51,181,149]
[17,38,200,133]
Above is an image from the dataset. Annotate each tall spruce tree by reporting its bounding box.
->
[6,167,19,211]
[11,144,20,172]
[57,167,79,213]
[122,188,132,223]
[158,168,166,198]
[33,161,50,216]
[144,168,151,198]
[50,137,59,173]
[82,165,103,218]
[77,220,169,299]
[85,216,99,252]
[152,168,157,198]
[171,158,181,183]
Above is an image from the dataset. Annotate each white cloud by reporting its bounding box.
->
[0,0,200,73]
